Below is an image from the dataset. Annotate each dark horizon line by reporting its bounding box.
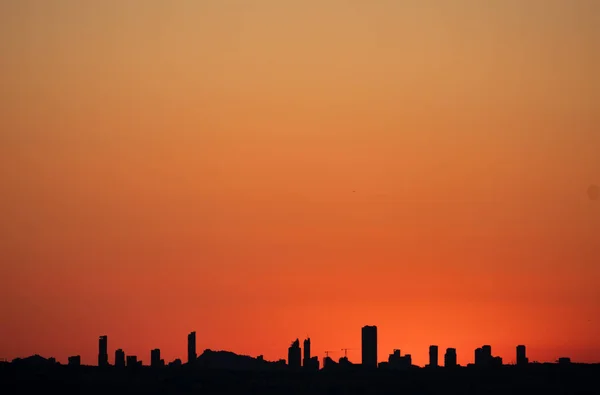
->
[7,324,600,368]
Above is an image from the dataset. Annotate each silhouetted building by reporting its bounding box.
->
[305,356,319,371]
[493,356,503,367]
[288,339,301,370]
[475,345,495,367]
[187,332,197,364]
[444,348,457,367]
[303,338,311,366]
[302,338,319,370]
[169,359,182,367]
[98,335,108,367]
[338,356,354,368]
[558,357,571,365]
[429,345,438,367]
[126,355,138,367]
[361,325,377,369]
[475,347,483,366]
[482,345,492,366]
[517,345,528,366]
[482,345,491,355]
[68,355,81,367]
[405,354,412,366]
[388,349,411,370]
[323,356,336,369]
[115,349,125,368]
[151,348,163,368]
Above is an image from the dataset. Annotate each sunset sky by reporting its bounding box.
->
[1,0,599,367]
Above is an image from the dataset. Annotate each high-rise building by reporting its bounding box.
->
[361,325,378,369]
[288,339,301,370]
[187,332,197,364]
[478,345,493,367]
[115,349,125,368]
[475,347,483,365]
[444,348,457,368]
[482,345,492,358]
[98,335,109,367]
[151,349,161,368]
[429,345,438,367]
[303,338,311,366]
[516,345,528,366]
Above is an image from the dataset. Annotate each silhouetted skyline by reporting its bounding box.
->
[6,324,596,370]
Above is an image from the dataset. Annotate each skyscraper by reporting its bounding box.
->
[187,332,196,364]
[361,325,378,368]
[288,339,301,370]
[482,345,492,360]
[151,349,161,367]
[303,338,311,366]
[444,348,457,368]
[98,335,108,367]
[475,347,483,366]
[476,345,492,367]
[429,345,438,367]
[516,345,528,366]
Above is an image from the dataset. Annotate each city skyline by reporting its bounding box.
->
[1,0,599,369]
[6,325,593,368]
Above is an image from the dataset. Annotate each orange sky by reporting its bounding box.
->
[1,0,599,366]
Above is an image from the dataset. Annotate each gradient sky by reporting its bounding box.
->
[1,0,599,367]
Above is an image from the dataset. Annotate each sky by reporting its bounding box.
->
[0,0,599,367]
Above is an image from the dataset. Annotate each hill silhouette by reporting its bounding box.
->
[196,349,286,370]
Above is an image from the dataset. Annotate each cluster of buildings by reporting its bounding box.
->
[65,325,547,369]
[68,333,189,368]
[287,325,532,371]
[287,338,319,370]
[297,325,459,370]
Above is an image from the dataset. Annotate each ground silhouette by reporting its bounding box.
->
[2,352,599,395]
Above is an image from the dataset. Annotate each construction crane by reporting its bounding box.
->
[341,348,357,358]
[324,350,335,358]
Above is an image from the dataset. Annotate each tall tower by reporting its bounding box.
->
[477,345,492,367]
[516,345,528,365]
[361,325,378,368]
[187,332,197,364]
[288,339,301,369]
[303,338,311,366]
[429,345,438,367]
[444,348,457,368]
[98,335,109,367]
[475,347,483,365]
[151,349,161,367]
